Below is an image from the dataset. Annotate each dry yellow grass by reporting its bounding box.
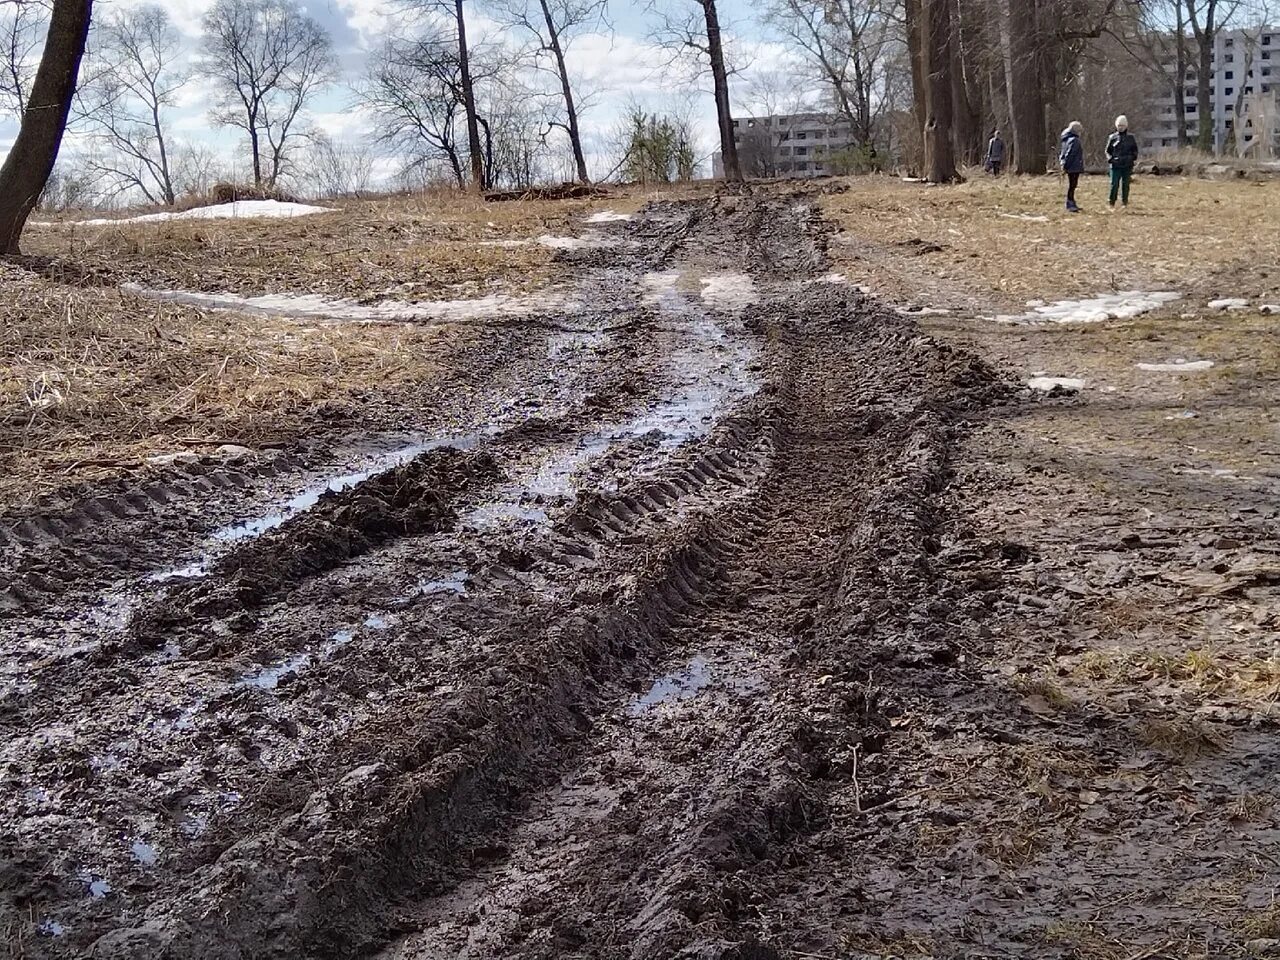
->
[0,262,476,508]
[23,190,648,301]
[822,173,1280,308]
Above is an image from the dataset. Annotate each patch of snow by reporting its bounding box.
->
[1136,359,1215,372]
[992,291,1181,324]
[585,210,633,223]
[700,273,758,311]
[123,284,574,324]
[1000,213,1050,223]
[476,239,533,248]
[1166,410,1199,420]
[1259,304,1280,315]
[537,233,616,250]
[1028,376,1086,392]
[37,200,333,227]
[816,272,848,284]
[1208,298,1249,311]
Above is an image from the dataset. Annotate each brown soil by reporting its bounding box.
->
[2,177,1277,960]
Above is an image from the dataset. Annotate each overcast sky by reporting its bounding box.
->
[0,0,797,188]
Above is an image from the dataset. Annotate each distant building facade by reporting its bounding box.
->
[1145,26,1280,156]
[713,113,860,179]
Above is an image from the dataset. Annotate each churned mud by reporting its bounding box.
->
[5,181,1273,960]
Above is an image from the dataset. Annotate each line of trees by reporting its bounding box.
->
[1,0,1276,248]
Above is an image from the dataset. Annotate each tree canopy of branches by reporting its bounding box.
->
[761,0,897,149]
[1,0,49,117]
[77,5,186,205]
[490,0,607,182]
[200,0,335,187]
[0,0,92,254]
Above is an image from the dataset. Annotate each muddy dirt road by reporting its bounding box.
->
[2,191,1005,959]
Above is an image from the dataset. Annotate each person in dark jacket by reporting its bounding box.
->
[1106,114,1139,209]
[1059,121,1085,213]
[985,130,1006,175]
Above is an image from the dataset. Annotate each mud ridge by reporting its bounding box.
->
[128,448,501,645]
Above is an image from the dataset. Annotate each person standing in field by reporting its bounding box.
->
[985,129,1006,176]
[1106,115,1140,210]
[1059,121,1085,213]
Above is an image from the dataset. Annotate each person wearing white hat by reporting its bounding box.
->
[1106,115,1140,210]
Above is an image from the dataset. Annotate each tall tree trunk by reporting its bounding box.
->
[922,0,957,182]
[905,0,927,170]
[702,0,740,182]
[455,0,485,192]
[949,9,981,167]
[538,0,589,183]
[1007,0,1046,173]
[0,0,93,255]
[249,122,263,186]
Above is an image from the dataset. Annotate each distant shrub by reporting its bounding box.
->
[200,181,300,206]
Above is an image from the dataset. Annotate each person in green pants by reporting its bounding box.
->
[1106,115,1139,210]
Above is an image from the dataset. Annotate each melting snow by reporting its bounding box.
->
[1261,304,1279,315]
[537,233,616,250]
[1136,359,1215,372]
[1027,376,1085,392]
[1000,213,1050,223]
[38,200,333,227]
[993,291,1181,324]
[1208,298,1249,311]
[123,284,573,324]
[585,210,633,223]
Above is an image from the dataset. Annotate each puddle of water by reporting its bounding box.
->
[38,920,66,937]
[416,571,470,596]
[123,284,577,325]
[76,869,111,899]
[129,841,158,866]
[994,291,1181,324]
[629,656,712,715]
[239,652,312,690]
[364,613,393,630]
[1136,360,1215,372]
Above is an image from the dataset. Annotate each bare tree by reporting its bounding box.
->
[650,0,743,181]
[1184,0,1243,152]
[489,0,606,183]
[0,0,92,254]
[920,0,957,180]
[1,0,49,117]
[200,0,335,187]
[760,0,898,151]
[361,31,469,187]
[301,131,376,197]
[398,1,486,191]
[76,5,185,205]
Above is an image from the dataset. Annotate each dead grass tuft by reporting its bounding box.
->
[1135,716,1228,759]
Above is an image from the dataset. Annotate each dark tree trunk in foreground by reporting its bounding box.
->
[0,0,93,255]
[455,0,485,191]
[1008,0,1046,173]
[922,0,957,182]
[702,0,741,182]
[538,0,590,183]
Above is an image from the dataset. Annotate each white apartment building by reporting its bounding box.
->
[713,113,858,179]
[1145,26,1280,156]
